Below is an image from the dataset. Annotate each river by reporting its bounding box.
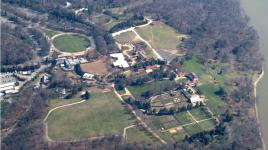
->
[241,0,268,149]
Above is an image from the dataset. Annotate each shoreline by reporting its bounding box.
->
[253,66,266,150]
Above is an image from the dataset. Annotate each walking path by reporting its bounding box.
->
[123,125,136,139]
[43,100,86,122]
[111,18,163,60]
[112,84,167,144]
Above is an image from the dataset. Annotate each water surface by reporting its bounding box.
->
[241,0,268,148]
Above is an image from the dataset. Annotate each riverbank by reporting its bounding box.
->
[253,67,266,150]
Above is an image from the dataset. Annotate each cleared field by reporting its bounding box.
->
[136,22,185,51]
[91,14,111,25]
[127,80,175,99]
[53,34,91,53]
[172,130,187,141]
[199,119,216,131]
[47,92,135,140]
[49,98,81,110]
[198,83,224,115]
[183,123,203,136]
[114,31,140,43]
[189,107,210,121]
[174,111,194,125]
[126,126,157,145]
[80,59,108,75]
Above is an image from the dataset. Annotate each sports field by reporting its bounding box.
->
[53,34,91,53]
[47,92,135,140]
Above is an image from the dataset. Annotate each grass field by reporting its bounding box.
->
[49,98,81,110]
[126,126,157,145]
[174,111,194,125]
[127,80,175,99]
[47,92,135,140]
[53,34,91,53]
[183,123,203,136]
[198,83,224,115]
[136,23,185,50]
[114,31,140,43]
[199,119,216,131]
[189,107,210,121]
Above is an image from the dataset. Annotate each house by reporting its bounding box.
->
[190,94,201,104]
[186,72,199,83]
[110,53,129,68]
[40,73,52,84]
[82,73,94,80]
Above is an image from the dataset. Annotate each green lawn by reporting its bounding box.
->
[173,111,194,125]
[136,23,185,50]
[114,31,139,43]
[49,98,81,110]
[189,107,211,121]
[127,80,176,99]
[53,34,91,53]
[126,126,157,145]
[182,57,206,76]
[172,130,187,141]
[47,92,135,140]
[198,83,224,115]
[183,123,203,136]
[198,119,216,131]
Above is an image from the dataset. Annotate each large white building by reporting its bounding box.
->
[0,82,19,94]
[110,53,129,68]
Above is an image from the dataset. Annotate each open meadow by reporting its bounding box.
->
[47,92,135,140]
[136,22,186,51]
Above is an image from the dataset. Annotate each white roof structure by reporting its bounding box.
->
[0,82,19,94]
[110,53,129,68]
[190,94,201,103]
[83,73,94,80]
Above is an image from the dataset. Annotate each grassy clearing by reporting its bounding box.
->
[173,111,194,125]
[198,83,224,115]
[114,31,140,43]
[189,107,210,121]
[183,123,203,136]
[53,34,90,53]
[126,126,158,145]
[127,80,175,99]
[49,98,81,110]
[172,130,187,141]
[136,23,184,50]
[91,14,111,25]
[47,92,134,140]
[198,119,216,131]
[182,57,206,76]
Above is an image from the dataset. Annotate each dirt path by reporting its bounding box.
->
[112,84,167,144]
[123,125,136,139]
[111,18,163,60]
[43,100,86,122]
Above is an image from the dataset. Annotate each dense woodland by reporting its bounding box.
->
[1,0,263,149]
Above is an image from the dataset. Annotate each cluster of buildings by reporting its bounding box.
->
[56,56,88,70]
[0,74,20,96]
